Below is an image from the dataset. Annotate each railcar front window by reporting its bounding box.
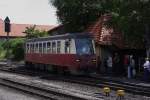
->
[75,39,94,55]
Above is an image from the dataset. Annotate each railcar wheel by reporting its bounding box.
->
[26,62,33,70]
[25,61,29,68]
[52,65,58,74]
[47,65,53,72]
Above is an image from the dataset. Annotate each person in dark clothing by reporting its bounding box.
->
[106,56,113,75]
[124,55,129,77]
[113,53,120,76]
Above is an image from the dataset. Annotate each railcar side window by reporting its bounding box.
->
[43,42,46,54]
[29,44,31,53]
[31,43,34,53]
[26,44,29,53]
[47,42,51,53]
[65,41,70,53]
[33,43,35,53]
[35,43,39,53]
[28,44,31,53]
[39,43,42,53]
[52,42,56,53]
[57,41,61,53]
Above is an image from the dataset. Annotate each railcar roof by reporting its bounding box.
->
[26,33,92,42]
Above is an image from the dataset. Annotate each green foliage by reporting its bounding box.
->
[106,0,150,47]
[0,41,6,59]
[2,38,25,61]
[50,0,103,32]
[10,38,25,60]
[24,25,49,39]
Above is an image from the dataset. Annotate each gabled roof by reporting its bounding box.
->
[85,14,124,48]
[0,18,56,37]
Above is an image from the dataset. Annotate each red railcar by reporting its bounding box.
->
[25,33,97,74]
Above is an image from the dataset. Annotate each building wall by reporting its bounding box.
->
[0,19,4,33]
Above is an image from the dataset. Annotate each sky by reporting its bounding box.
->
[0,0,58,25]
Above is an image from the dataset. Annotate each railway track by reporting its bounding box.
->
[59,76,150,96]
[0,65,150,97]
[0,77,91,100]
[0,66,103,100]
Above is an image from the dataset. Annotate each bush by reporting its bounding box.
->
[0,41,6,60]
[2,38,25,61]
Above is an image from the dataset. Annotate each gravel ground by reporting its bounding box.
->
[36,80,150,100]
[0,71,150,100]
[0,85,40,100]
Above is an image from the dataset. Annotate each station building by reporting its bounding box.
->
[85,14,145,75]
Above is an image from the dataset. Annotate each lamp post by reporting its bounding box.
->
[4,16,11,65]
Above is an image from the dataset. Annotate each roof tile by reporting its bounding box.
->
[85,15,124,48]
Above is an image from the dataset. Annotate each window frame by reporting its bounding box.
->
[57,41,61,54]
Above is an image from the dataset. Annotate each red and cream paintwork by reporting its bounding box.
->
[25,33,97,74]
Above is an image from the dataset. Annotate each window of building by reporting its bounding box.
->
[57,41,61,53]
[47,42,51,53]
[52,42,56,53]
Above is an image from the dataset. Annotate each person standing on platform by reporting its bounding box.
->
[130,56,136,78]
[127,55,135,78]
[143,58,150,82]
[124,55,129,77]
[107,56,113,75]
[127,56,132,79]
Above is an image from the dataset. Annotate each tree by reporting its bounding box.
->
[24,25,49,39]
[50,0,150,57]
[50,0,104,32]
[105,0,150,57]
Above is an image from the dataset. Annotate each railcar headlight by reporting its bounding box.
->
[92,59,96,62]
[76,59,80,62]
